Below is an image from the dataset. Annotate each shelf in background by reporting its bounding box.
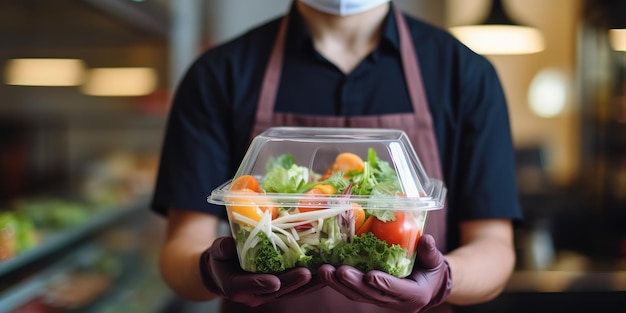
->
[0,244,104,313]
[0,199,147,281]
[76,259,176,313]
[507,269,626,293]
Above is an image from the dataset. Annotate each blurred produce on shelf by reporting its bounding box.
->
[0,211,39,261]
[0,201,173,313]
[95,272,172,313]
[80,150,159,208]
[11,297,61,313]
[43,271,113,310]
[13,198,91,231]
[0,146,160,265]
[0,198,93,263]
[37,248,123,311]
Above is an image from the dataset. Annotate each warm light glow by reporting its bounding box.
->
[81,67,158,96]
[4,58,85,86]
[449,25,545,55]
[528,69,568,118]
[609,29,626,51]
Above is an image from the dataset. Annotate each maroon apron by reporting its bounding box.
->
[222,6,450,313]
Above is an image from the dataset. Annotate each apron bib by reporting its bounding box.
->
[224,6,450,313]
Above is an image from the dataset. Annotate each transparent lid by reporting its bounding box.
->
[208,127,446,210]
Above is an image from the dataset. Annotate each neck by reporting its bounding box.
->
[296,2,389,46]
[296,2,389,73]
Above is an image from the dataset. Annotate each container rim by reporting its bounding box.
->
[207,178,446,211]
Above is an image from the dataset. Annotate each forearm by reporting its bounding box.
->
[444,220,516,305]
[159,209,221,301]
[160,237,218,301]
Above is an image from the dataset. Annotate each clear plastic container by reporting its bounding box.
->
[207,127,446,277]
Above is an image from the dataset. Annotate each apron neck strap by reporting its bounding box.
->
[254,5,432,129]
[255,17,289,128]
[393,6,432,126]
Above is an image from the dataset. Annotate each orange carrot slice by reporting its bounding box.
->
[352,202,365,231]
[230,175,261,192]
[298,184,337,212]
[356,215,375,236]
[320,152,364,181]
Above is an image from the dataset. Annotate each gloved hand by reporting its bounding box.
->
[318,234,452,312]
[199,236,322,307]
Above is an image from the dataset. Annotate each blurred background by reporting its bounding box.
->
[0,0,625,312]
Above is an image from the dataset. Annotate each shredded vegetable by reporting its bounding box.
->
[228,148,424,277]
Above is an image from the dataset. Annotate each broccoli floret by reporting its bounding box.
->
[238,229,312,274]
[333,233,414,277]
[238,231,285,273]
[297,249,325,270]
[254,232,288,273]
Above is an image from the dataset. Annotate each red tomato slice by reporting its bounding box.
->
[295,223,314,232]
[370,211,421,256]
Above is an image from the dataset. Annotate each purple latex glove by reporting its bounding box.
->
[199,236,322,307]
[318,234,452,312]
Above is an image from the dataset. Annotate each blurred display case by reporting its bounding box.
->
[578,0,626,258]
[0,118,69,202]
[0,197,174,313]
[0,0,182,312]
[459,2,626,312]
[0,114,170,312]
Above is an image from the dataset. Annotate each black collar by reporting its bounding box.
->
[284,2,401,57]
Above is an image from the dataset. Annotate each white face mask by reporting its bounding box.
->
[299,0,391,16]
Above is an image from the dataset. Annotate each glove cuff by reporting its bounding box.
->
[425,259,452,310]
[199,248,220,295]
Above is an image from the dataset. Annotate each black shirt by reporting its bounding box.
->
[151,3,522,248]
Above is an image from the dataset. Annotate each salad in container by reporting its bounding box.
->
[207,127,446,278]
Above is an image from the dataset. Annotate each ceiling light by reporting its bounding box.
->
[449,0,545,55]
[81,67,158,96]
[609,29,626,51]
[528,68,568,118]
[4,58,85,86]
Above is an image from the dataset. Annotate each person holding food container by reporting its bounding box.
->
[151,0,522,312]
